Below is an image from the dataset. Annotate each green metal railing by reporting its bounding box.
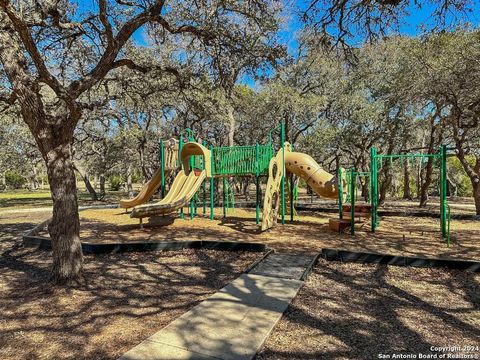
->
[212,145,273,176]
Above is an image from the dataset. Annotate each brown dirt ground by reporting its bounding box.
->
[295,195,478,215]
[0,212,263,360]
[256,259,480,360]
[70,207,480,261]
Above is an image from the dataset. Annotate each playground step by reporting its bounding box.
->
[119,252,315,360]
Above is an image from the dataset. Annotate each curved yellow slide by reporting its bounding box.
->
[262,142,346,231]
[130,141,211,219]
[284,151,341,199]
[119,168,173,209]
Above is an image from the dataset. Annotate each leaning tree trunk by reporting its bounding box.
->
[46,143,83,284]
[74,165,98,201]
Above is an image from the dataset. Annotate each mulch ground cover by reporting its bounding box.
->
[0,212,262,360]
[256,259,480,360]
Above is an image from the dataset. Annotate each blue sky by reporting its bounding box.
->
[279,0,480,55]
[124,0,480,87]
[238,0,480,87]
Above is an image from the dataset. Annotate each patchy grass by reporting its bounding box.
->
[256,259,480,360]
[0,212,262,360]
[0,189,130,210]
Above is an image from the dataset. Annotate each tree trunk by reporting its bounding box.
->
[455,152,480,215]
[31,163,40,190]
[99,174,106,198]
[378,164,393,205]
[419,157,434,207]
[74,164,98,201]
[473,182,480,216]
[46,144,83,284]
[446,174,457,197]
[126,164,134,198]
[419,116,441,207]
[0,171,5,189]
[242,178,250,201]
[403,158,412,200]
[227,104,235,147]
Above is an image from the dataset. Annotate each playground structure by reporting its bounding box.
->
[119,123,451,243]
[333,145,451,245]
[120,123,345,231]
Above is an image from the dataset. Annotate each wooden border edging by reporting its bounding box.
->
[321,249,480,272]
[300,252,322,281]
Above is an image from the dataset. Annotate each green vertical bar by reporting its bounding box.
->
[210,145,215,220]
[370,147,376,232]
[440,145,447,239]
[281,122,285,225]
[255,143,260,224]
[202,141,207,214]
[179,136,184,220]
[223,177,227,218]
[160,139,165,198]
[338,167,343,220]
[351,168,356,236]
[290,173,294,222]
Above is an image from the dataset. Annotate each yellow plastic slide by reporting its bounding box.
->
[261,142,346,231]
[119,168,173,209]
[129,141,211,219]
[285,151,341,199]
[120,138,179,209]
[130,170,206,218]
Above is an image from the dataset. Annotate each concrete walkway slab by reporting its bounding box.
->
[119,273,303,360]
[249,253,314,280]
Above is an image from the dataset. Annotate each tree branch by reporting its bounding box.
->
[69,0,167,96]
[0,0,68,99]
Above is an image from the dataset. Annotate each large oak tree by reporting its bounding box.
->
[0,0,283,284]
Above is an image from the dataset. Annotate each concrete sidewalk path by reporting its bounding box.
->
[119,253,314,360]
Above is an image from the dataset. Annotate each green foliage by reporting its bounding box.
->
[448,157,474,196]
[5,171,26,189]
[108,175,123,191]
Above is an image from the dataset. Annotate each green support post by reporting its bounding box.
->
[281,122,285,225]
[223,177,227,218]
[338,168,343,220]
[440,145,447,241]
[255,143,260,225]
[290,142,295,222]
[290,173,294,222]
[189,135,195,219]
[179,136,184,219]
[160,139,165,198]
[202,141,207,214]
[210,145,215,220]
[370,147,378,232]
[350,168,356,236]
